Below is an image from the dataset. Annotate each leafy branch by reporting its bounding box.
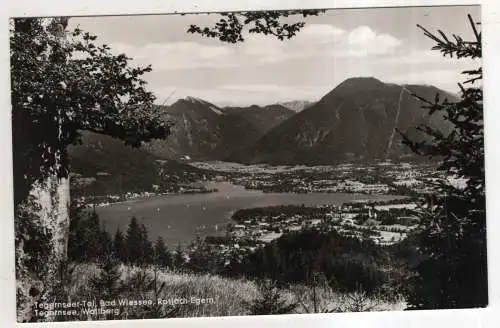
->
[187,10,326,43]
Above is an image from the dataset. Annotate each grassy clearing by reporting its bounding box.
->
[57,263,405,321]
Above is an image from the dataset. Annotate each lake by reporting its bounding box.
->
[96,182,405,247]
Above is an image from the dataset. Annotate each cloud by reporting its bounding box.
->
[382,49,479,66]
[110,41,238,71]
[381,69,468,93]
[102,23,468,106]
[237,35,286,61]
[298,24,346,42]
[105,23,402,75]
[235,24,402,64]
[348,26,378,45]
[342,26,402,57]
[374,48,480,92]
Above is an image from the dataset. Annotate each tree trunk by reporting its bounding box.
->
[31,176,70,262]
[16,175,70,322]
[15,17,73,322]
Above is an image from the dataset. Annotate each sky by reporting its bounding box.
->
[69,5,481,106]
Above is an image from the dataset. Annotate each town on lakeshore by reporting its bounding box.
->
[74,159,443,256]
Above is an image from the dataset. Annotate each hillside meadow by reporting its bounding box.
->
[49,262,406,321]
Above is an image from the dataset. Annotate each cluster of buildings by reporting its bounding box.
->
[197,199,421,266]
[234,174,394,194]
[215,160,443,196]
[213,200,421,258]
[74,184,216,208]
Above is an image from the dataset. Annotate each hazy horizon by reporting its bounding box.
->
[161,76,463,108]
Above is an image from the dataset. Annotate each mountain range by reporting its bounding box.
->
[68,77,456,186]
[144,97,294,160]
[242,77,454,164]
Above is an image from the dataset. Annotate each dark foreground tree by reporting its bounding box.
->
[124,216,153,265]
[67,208,112,262]
[153,237,172,269]
[11,17,169,321]
[113,228,127,262]
[246,279,297,315]
[89,254,123,320]
[399,15,486,309]
[173,243,185,269]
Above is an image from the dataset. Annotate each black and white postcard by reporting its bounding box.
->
[5,1,496,327]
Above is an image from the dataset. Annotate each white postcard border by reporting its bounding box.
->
[1,0,497,327]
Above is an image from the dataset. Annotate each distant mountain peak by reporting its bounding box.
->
[247,79,451,165]
[276,100,316,112]
[319,77,386,102]
[176,96,224,115]
[336,77,385,89]
[185,96,207,104]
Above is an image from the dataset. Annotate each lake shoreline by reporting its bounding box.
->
[95,181,410,248]
[95,181,409,209]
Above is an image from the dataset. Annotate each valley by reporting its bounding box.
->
[68,77,452,201]
[68,76,450,251]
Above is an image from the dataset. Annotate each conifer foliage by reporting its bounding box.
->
[153,237,173,269]
[124,217,155,265]
[173,243,186,269]
[68,206,112,263]
[68,210,174,268]
[113,228,127,262]
[247,279,297,315]
[400,15,487,309]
